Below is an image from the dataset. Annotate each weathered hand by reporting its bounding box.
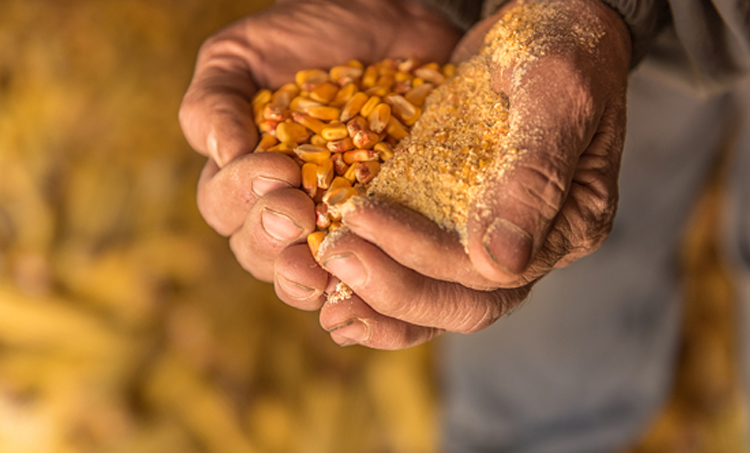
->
[300,0,632,349]
[179,0,460,282]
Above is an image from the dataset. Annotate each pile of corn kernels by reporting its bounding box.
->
[250,58,454,258]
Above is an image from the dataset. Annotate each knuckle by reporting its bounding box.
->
[512,161,568,222]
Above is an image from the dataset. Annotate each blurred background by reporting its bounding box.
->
[0,0,747,452]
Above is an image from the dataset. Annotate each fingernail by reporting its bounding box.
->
[322,254,367,288]
[261,209,303,242]
[276,274,315,300]
[253,176,291,198]
[329,319,370,346]
[483,218,533,275]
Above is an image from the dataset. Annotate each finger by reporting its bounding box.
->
[179,31,260,167]
[466,56,605,285]
[319,278,443,350]
[274,243,329,311]
[197,153,300,236]
[229,187,315,282]
[341,197,499,290]
[318,230,531,333]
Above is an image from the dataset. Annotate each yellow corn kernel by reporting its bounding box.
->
[404,83,434,107]
[377,58,397,74]
[385,94,421,126]
[290,96,322,113]
[328,176,352,193]
[258,119,279,134]
[397,58,420,73]
[328,220,343,231]
[267,141,297,156]
[368,103,391,134]
[441,63,457,78]
[330,66,363,85]
[386,116,409,141]
[360,96,381,119]
[342,160,357,183]
[301,162,318,198]
[413,66,444,85]
[278,82,301,97]
[325,187,358,208]
[276,121,310,144]
[374,142,394,160]
[294,144,331,164]
[291,112,326,134]
[412,77,424,87]
[317,158,334,189]
[307,105,341,121]
[295,69,329,90]
[310,134,328,146]
[343,149,378,164]
[346,116,368,137]
[329,83,358,108]
[394,71,413,82]
[316,203,331,230]
[361,65,378,89]
[264,90,292,121]
[331,154,348,175]
[364,85,390,97]
[252,89,272,106]
[355,161,381,184]
[346,60,363,69]
[309,81,339,103]
[340,92,368,122]
[352,130,379,150]
[307,231,327,260]
[254,134,278,152]
[326,137,355,153]
[320,124,349,141]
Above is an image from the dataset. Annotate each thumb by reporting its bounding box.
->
[467,58,600,285]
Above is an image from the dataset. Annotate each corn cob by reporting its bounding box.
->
[250,58,453,264]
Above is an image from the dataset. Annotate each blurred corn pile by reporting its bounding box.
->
[0,1,437,452]
[0,0,747,452]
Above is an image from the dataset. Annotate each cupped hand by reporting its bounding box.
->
[287,0,632,349]
[179,0,461,282]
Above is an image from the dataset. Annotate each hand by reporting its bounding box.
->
[292,0,632,349]
[179,0,461,282]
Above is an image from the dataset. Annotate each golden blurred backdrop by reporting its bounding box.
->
[0,0,746,452]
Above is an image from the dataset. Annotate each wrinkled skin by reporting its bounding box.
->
[180,0,631,350]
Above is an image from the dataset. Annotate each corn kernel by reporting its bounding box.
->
[340,92,368,122]
[330,66,363,85]
[361,65,378,89]
[267,141,297,156]
[315,203,331,230]
[255,134,278,152]
[414,67,444,85]
[346,59,364,69]
[346,116,368,137]
[310,134,328,146]
[317,158,334,189]
[294,144,331,164]
[374,142,394,160]
[355,161,381,184]
[441,63,457,78]
[252,89,272,106]
[301,163,318,198]
[320,124,349,141]
[291,112,326,134]
[343,149,378,164]
[325,187,358,208]
[290,96,322,113]
[360,96,381,119]
[385,94,421,126]
[307,105,341,121]
[295,69,329,90]
[397,58,420,73]
[368,103,391,134]
[329,83,358,107]
[326,137,355,153]
[331,154,348,175]
[307,231,327,259]
[276,121,311,144]
[352,130,379,150]
[386,116,409,141]
[309,81,339,103]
